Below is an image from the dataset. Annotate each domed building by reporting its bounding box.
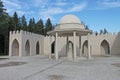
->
[9,14,120,61]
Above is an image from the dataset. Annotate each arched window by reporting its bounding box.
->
[25,40,30,56]
[101,40,110,55]
[36,41,39,55]
[12,39,19,56]
[82,40,88,56]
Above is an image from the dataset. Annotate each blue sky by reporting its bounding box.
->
[2,0,120,33]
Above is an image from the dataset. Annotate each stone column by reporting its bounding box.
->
[49,37,52,59]
[55,32,58,60]
[79,36,82,57]
[87,33,91,59]
[66,36,68,55]
[9,31,12,56]
[73,32,77,61]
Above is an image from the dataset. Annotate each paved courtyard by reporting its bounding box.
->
[0,55,120,80]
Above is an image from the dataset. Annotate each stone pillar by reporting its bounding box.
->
[9,31,12,56]
[49,37,52,59]
[79,36,82,57]
[55,32,58,60]
[73,32,77,61]
[87,33,91,59]
[66,36,68,54]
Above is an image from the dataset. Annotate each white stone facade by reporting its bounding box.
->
[9,30,44,56]
[9,31,120,57]
[9,14,120,60]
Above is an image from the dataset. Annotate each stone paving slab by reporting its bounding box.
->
[0,55,120,80]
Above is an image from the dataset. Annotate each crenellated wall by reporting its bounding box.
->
[81,33,120,56]
[9,30,120,57]
[9,30,44,56]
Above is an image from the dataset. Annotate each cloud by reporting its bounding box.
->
[68,2,87,12]
[54,1,67,6]
[2,0,88,22]
[102,1,120,8]
[94,0,120,10]
[38,1,87,21]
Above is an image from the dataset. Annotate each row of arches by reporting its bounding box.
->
[82,40,110,55]
[12,39,40,56]
[51,40,110,56]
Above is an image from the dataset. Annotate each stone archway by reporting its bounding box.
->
[82,40,88,56]
[51,41,55,54]
[36,41,39,55]
[101,40,110,55]
[67,41,73,60]
[12,39,19,56]
[25,40,30,56]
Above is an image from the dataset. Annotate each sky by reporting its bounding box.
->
[2,0,120,33]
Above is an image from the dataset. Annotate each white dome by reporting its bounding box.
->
[59,14,81,24]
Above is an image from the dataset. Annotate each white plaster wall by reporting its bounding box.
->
[9,30,44,56]
[9,30,120,57]
[81,33,120,56]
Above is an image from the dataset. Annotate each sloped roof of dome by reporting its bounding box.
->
[59,14,81,24]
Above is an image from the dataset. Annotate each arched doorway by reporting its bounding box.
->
[12,39,19,56]
[0,35,4,54]
[36,41,39,55]
[101,40,110,55]
[25,40,30,56]
[51,41,55,54]
[82,40,88,56]
[67,41,73,60]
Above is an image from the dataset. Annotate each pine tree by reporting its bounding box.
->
[28,18,35,32]
[85,25,89,30]
[103,28,108,34]
[100,29,103,34]
[45,18,53,35]
[8,17,14,31]
[95,31,98,36]
[35,19,44,34]
[32,18,36,33]
[21,15,27,31]
[0,0,9,28]
[0,0,10,55]
[28,18,33,32]
[13,12,19,31]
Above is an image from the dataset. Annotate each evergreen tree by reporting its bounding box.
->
[35,19,44,34]
[0,0,9,29]
[13,12,19,31]
[95,31,98,36]
[28,18,33,32]
[21,15,27,31]
[100,29,103,34]
[45,18,53,35]
[103,28,108,34]
[32,18,36,32]
[8,17,14,31]
[0,0,10,55]
[28,18,35,32]
[85,25,89,30]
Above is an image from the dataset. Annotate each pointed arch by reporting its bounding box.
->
[36,41,39,55]
[25,40,30,56]
[67,41,74,59]
[82,40,88,56]
[12,39,19,56]
[100,40,110,55]
[51,41,55,54]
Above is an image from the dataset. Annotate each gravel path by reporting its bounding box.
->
[0,55,120,80]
